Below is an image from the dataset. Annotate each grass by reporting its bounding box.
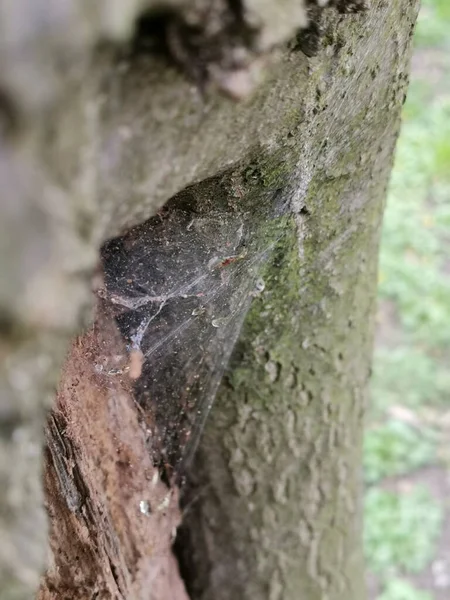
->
[365,486,443,575]
[378,95,450,347]
[365,1,450,598]
[364,420,437,484]
[378,579,434,600]
[371,347,450,413]
[414,0,450,48]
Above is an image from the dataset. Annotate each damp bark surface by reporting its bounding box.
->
[0,0,420,599]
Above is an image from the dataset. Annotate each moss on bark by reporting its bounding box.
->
[174,2,420,598]
[0,0,420,597]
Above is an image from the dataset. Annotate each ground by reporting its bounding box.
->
[364,1,450,598]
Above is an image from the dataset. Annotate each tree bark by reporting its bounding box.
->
[176,3,420,598]
[0,0,419,598]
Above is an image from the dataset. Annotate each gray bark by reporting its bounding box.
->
[0,0,419,598]
[177,3,420,598]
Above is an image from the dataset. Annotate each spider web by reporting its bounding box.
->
[101,204,280,478]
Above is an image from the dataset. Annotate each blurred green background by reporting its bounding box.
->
[365,1,450,598]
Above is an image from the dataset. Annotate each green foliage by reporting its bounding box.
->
[364,420,436,484]
[371,346,450,412]
[364,487,443,576]
[366,1,450,596]
[401,81,433,121]
[377,579,433,600]
[434,138,450,182]
[414,0,450,47]
[379,97,450,346]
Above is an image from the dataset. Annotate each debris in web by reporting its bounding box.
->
[101,204,278,479]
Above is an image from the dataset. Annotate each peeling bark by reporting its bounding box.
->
[39,302,188,600]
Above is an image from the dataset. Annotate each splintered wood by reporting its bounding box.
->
[39,301,189,600]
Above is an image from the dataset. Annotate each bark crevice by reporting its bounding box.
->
[0,0,420,598]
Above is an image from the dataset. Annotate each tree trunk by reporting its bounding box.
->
[176,3,420,598]
[0,0,419,599]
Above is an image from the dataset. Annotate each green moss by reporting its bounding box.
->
[243,147,297,191]
[226,218,301,403]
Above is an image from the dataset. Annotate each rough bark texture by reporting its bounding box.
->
[176,3,420,598]
[0,0,419,598]
[39,302,189,600]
